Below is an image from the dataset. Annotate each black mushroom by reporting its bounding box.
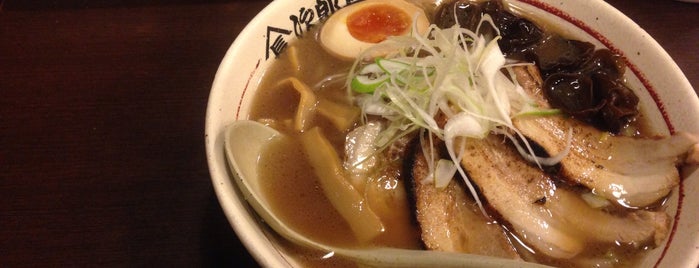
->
[434,0,640,133]
[435,0,544,55]
[541,49,640,132]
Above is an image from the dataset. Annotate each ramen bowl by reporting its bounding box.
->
[205,0,699,267]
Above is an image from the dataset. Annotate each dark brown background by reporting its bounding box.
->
[1,0,697,267]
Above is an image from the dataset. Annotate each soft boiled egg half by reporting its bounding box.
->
[320,0,430,60]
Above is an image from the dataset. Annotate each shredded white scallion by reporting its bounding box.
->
[347,14,567,216]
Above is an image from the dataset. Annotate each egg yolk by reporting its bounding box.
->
[346,4,411,43]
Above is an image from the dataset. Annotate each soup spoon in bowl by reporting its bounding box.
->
[223,120,551,268]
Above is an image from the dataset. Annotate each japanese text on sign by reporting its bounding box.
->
[265,0,364,59]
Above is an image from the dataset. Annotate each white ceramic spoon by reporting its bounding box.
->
[223,120,551,268]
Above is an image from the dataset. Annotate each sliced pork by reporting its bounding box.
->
[409,138,520,259]
[511,66,698,208]
[457,135,670,259]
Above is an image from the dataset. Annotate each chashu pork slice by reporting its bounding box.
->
[511,65,698,208]
[458,135,671,259]
[409,138,520,259]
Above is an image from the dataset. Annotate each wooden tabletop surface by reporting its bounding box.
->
[1,0,697,266]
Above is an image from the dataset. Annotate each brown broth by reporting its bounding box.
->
[249,25,421,267]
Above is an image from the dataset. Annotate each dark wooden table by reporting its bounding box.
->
[1,0,697,266]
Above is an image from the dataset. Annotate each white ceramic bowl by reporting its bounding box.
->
[205,0,699,267]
